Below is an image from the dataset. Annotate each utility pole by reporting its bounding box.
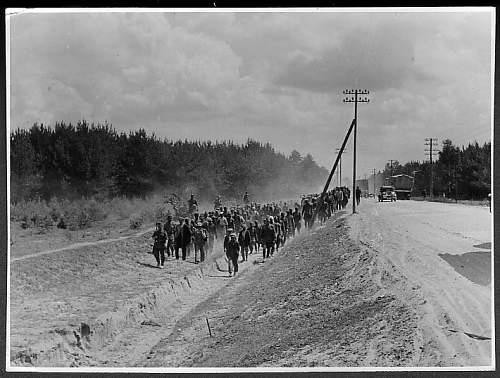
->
[343,89,370,214]
[388,160,396,177]
[373,168,376,197]
[425,138,438,198]
[335,148,348,186]
[387,159,397,186]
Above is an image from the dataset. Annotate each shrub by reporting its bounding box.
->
[129,213,144,229]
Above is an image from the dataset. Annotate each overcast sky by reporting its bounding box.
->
[8,9,493,181]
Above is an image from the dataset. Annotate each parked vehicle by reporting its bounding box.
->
[378,186,397,202]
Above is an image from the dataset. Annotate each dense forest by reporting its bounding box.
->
[10,121,328,203]
[380,139,491,199]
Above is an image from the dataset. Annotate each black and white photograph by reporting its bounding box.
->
[6,8,494,371]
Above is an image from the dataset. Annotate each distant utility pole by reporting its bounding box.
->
[387,159,396,186]
[388,160,396,177]
[373,168,376,197]
[343,89,370,214]
[425,138,439,198]
[335,148,348,186]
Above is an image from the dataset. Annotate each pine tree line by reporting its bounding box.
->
[380,139,491,199]
[10,121,328,203]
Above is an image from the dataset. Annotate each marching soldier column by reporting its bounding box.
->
[149,188,351,277]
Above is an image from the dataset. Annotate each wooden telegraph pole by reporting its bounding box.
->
[425,138,438,198]
[343,89,370,214]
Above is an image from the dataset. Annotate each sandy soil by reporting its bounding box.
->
[9,199,493,369]
[349,199,493,367]
[10,218,152,260]
[141,215,422,368]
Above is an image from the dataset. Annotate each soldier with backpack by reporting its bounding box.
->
[238,224,251,262]
[206,217,217,254]
[260,217,276,260]
[151,222,167,268]
[248,221,259,254]
[293,207,302,235]
[163,215,175,258]
[225,231,240,277]
[193,222,208,263]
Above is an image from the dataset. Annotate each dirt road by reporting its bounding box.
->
[350,199,493,366]
[9,200,493,369]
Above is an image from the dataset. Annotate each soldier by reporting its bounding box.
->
[293,207,302,235]
[180,218,192,261]
[335,187,343,211]
[193,222,208,264]
[214,195,222,210]
[227,214,234,231]
[223,227,232,253]
[163,215,175,258]
[225,231,240,277]
[302,199,314,230]
[238,224,250,262]
[279,212,288,243]
[260,217,276,260]
[173,220,182,260]
[273,216,283,252]
[217,212,228,239]
[356,186,362,206]
[187,194,198,215]
[206,217,217,254]
[286,209,295,238]
[151,222,167,269]
[317,198,327,224]
[233,211,244,233]
[248,221,258,254]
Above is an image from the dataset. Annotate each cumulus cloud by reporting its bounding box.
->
[8,10,493,179]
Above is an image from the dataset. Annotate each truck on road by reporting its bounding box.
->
[390,174,414,200]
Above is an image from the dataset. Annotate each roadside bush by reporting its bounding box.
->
[63,202,92,230]
[129,212,144,229]
[11,193,171,232]
[84,198,107,222]
[11,198,54,231]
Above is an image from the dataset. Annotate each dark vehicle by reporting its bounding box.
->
[391,174,413,200]
[378,186,397,202]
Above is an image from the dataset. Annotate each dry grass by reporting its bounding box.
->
[10,194,175,232]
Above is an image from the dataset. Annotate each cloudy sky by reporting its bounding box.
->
[8,9,493,181]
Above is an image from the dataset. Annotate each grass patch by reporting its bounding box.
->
[11,194,175,232]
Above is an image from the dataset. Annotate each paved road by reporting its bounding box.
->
[349,199,493,367]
